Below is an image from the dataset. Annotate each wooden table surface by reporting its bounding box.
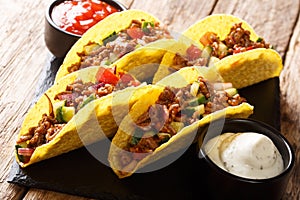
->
[1,0,299,199]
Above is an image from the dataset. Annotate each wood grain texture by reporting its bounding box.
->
[0,0,300,199]
[280,11,300,200]
[213,0,300,57]
[0,0,49,199]
[130,0,217,33]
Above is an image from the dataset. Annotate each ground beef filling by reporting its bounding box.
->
[54,79,115,112]
[17,75,139,151]
[16,114,64,148]
[172,52,208,71]
[173,22,271,69]
[119,77,246,168]
[202,22,270,59]
[68,20,171,73]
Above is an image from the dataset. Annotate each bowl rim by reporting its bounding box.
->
[45,0,128,38]
[198,117,295,183]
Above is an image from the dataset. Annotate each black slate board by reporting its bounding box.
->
[7,54,281,200]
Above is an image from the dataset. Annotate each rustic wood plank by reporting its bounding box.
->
[212,0,300,57]
[119,0,134,8]
[0,0,50,199]
[280,11,300,200]
[130,0,217,33]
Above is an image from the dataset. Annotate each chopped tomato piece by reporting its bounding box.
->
[96,67,119,85]
[186,44,202,61]
[127,27,144,39]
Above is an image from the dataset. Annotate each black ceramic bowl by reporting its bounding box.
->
[197,118,295,200]
[44,0,127,58]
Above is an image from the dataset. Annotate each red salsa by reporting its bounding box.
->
[51,0,120,35]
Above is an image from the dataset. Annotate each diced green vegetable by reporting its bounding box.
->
[83,43,100,54]
[103,31,117,46]
[143,131,156,137]
[142,21,154,29]
[55,104,75,123]
[16,142,27,148]
[185,104,205,117]
[130,136,140,146]
[194,104,205,115]
[256,37,263,42]
[225,88,238,97]
[170,122,184,132]
[184,107,196,116]
[79,94,97,109]
[131,129,143,145]
[197,94,208,104]
[189,94,208,106]
[201,46,212,60]
[190,81,200,97]
[54,100,66,111]
[102,53,118,66]
[157,133,171,144]
[218,42,228,56]
[103,60,112,66]
[189,98,199,106]
[54,100,66,123]
[61,106,75,122]
[142,21,154,34]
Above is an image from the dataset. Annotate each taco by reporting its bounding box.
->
[55,9,172,82]
[14,41,174,167]
[153,14,283,89]
[108,66,254,178]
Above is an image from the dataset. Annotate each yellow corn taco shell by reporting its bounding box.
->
[182,14,258,48]
[153,14,283,88]
[15,41,174,167]
[152,41,190,84]
[55,9,171,82]
[15,66,153,168]
[214,48,282,89]
[108,67,254,178]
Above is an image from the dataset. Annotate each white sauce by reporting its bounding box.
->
[204,132,284,179]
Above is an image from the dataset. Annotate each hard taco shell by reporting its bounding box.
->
[153,14,283,88]
[16,42,172,167]
[55,9,168,82]
[108,67,254,178]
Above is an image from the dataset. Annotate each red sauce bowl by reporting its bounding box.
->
[45,0,127,58]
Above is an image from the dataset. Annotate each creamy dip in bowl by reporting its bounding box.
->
[198,118,294,200]
[204,132,284,179]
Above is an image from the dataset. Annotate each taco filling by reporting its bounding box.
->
[172,22,270,70]
[119,76,246,171]
[15,67,140,164]
[68,20,171,73]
